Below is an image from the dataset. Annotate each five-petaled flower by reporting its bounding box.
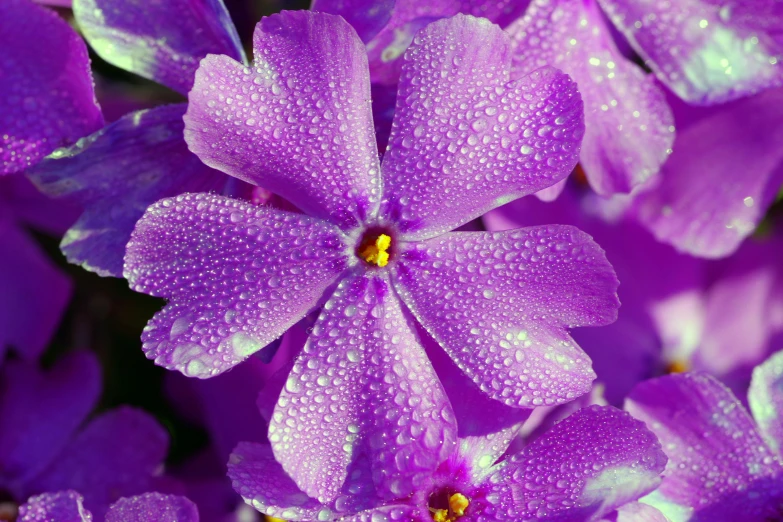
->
[124,11,619,502]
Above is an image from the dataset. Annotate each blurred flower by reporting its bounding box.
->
[27,0,250,277]
[0,352,169,519]
[18,490,198,522]
[0,0,102,175]
[626,351,783,521]
[629,86,783,258]
[124,10,621,503]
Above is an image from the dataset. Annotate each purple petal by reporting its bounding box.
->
[0,222,71,360]
[425,334,532,478]
[749,350,783,458]
[615,502,669,522]
[228,442,339,520]
[393,227,619,408]
[506,0,674,195]
[310,0,395,43]
[599,0,783,105]
[269,273,457,502]
[696,236,783,378]
[124,193,347,378]
[18,491,92,522]
[28,104,227,277]
[631,86,783,258]
[0,0,102,174]
[184,11,381,230]
[480,405,666,520]
[73,0,245,95]
[1,176,80,236]
[380,15,584,238]
[105,493,199,522]
[626,372,783,521]
[0,353,100,492]
[364,0,531,86]
[342,505,423,521]
[29,407,169,519]
[189,356,275,462]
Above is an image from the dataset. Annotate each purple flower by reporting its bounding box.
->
[0,178,74,365]
[626,352,783,521]
[505,0,675,197]
[0,0,103,175]
[628,86,783,258]
[228,403,666,521]
[18,490,199,522]
[0,352,169,519]
[125,11,619,502]
[27,0,250,277]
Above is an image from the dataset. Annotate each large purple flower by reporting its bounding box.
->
[626,352,783,521]
[27,0,248,277]
[18,491,199,522]
[125,11,619,501]
[228,402,666,521]
[0,352,169,519]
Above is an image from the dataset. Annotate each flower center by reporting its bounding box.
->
[429,491,470,522]
[357,230,393,267]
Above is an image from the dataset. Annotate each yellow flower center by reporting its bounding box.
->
[666,359,690,374]
[430,493,470,521]
[359,233,392,267]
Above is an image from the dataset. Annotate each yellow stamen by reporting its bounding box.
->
[665,359,689,374]
[360,233,392,267]
[449,493,469,516]
[429,493,470,521]
[431,508,449,522]
[264,517,287,522]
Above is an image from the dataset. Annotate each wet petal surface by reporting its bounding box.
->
[599,0,783,104]
[627,372,783,521]
[507,0,674,195]
[125,193,348,378]
[480,405,666,521]
[393,227,618,407]
[104,493,199,522]
[185,11,381,230]
[380,15,584,238]
[269,273,457,503]
[1,0,102,174]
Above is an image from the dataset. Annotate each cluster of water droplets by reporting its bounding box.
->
[393,226,618,407]
[380,15,583,237]
[628,373,783,519]
[124,193,348,378]
[598,0,783,104]
[268,273,458,504]
[506,0,674,195]
[478,406,666,521]
[186,12,382,229]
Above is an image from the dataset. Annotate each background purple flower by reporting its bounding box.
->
[0,352,170,519]
[18,490,199,522]
[626,355,783,521]
[0,0,103,175]
[27,0,249,277]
